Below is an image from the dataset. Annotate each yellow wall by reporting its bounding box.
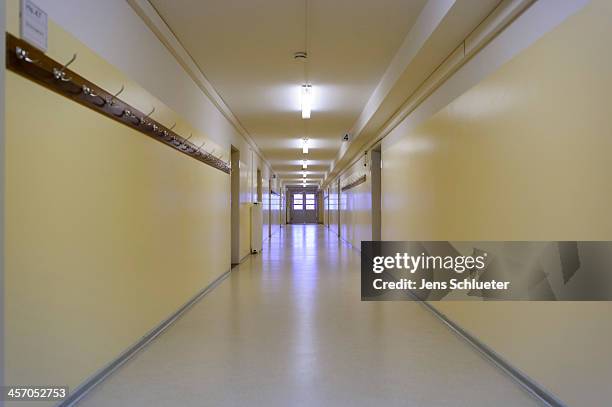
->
[271,190,281,235]
[246,154,276,254]
[238,151,252,259]
[328,182,339,236]
[13,0,279,266]
[381,1,612,405]
[260,174,281,244]
[339,160,371,250]
[5,69,229,402]
[323,189,329,226]
[317,192,324,224]
[262,174,270,242]
[3,0,270,401]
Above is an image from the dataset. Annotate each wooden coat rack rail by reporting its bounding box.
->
[5,33,231,174]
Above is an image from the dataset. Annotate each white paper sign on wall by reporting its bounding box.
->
[20,0,48,52]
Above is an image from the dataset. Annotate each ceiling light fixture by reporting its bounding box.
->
[298,0,312,121]
[301,84,312,119]
[303,172,307,178]
[297,0,311,173]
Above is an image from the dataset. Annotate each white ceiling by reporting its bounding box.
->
[148,0,427,185]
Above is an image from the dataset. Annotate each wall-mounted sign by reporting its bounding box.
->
[20,0,48,52]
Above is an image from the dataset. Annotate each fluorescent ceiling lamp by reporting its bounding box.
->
[302,160,308,169]
[303,172,307,178]
[301,84,312,119]
[302,138,309,154]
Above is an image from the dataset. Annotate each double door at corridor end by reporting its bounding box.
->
[289,188,318,224]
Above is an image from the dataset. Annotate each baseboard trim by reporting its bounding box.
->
[57,269,232,407]
[413,297,567,407]
[347,233,563,405]
[338,234,361,253]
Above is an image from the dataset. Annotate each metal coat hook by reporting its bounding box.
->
[179,133,193,150]
[162,123,177,140]
[53,53,77,82]
[82,85,96,96]
[107,85,125,105]
[162,128,174,140]
[15,46,38,63]
[123,109,140,125]
[144,107,156,119]
[195,140,207,154]
[82,85,105,106]
[171,135,183,146]
[160,122,174,139]
[139,107,155,126]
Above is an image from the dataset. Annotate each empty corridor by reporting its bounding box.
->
[81,225,539,406]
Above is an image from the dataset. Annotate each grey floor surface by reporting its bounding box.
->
[80,225,541,406]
